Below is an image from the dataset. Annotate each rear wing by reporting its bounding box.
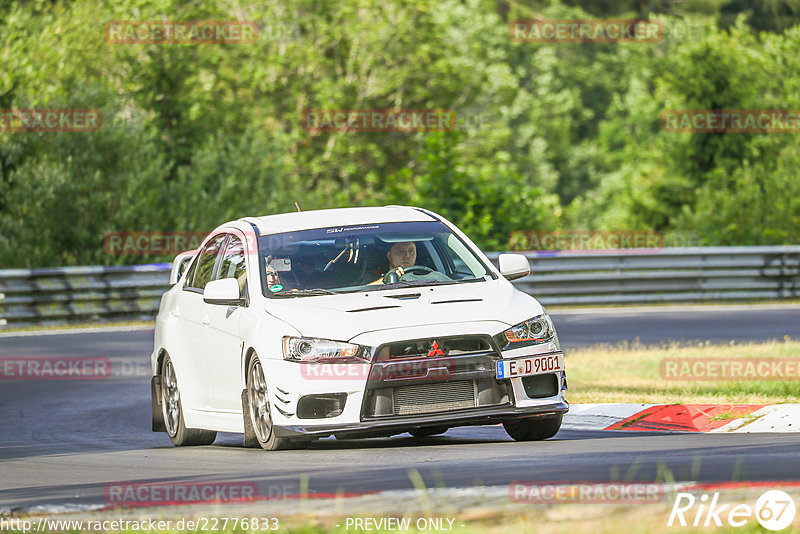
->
[169,250,197,285]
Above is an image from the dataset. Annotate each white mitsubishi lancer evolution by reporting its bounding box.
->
[151,206,568,450]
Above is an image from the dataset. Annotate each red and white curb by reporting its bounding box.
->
[563,404,799,433]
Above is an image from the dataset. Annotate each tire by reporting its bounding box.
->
[161,355,217,446]
[246,355,293,451]
[409,426,448,438]
[503,414,563,441]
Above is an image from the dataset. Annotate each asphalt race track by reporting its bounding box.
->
[1,306,800,511]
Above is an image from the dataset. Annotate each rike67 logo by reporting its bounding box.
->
[669,490,797,531]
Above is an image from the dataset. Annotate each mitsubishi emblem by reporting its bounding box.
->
[427,340,445,357]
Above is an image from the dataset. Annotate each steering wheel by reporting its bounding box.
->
[400,265,434,277]
[382,265,434,284]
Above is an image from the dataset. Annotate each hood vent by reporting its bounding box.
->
[383,293,421,300]
[432,298,483,305]
[347,305,402,313]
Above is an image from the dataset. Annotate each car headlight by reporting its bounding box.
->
[497,314,556,348]
[282,336,371,363]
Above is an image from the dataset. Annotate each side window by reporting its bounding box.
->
[188,234,227,291]
[177,256,193,281]
[216,235,247,297]
[182,254,200,288]
[442,233,487,278]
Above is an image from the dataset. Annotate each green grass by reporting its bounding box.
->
[566,338,800,404]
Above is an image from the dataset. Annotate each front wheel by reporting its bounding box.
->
[503,414,562,441]
[246,355,292,451]
[161,356,216,446]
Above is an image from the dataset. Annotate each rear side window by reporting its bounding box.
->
[188,234,227,291]
[176,256,194,281]
[182,254,200,288]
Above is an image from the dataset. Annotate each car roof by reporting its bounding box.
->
[240,205,437,236]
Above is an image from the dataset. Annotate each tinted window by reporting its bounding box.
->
[182,254,200,289]
[189,234,226,290]
[256,221,492,297]
[177,256,193,281]
[216,235,247,297]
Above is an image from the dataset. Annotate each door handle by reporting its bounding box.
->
[171,305,181,318]
[201,314,211,325]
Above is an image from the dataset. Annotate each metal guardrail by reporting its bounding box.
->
[0,264,170,328]
[486,246,800,306]
[1,247,799,328]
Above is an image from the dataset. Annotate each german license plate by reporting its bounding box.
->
[496,353,564,379]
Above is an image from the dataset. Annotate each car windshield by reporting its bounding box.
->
[257,221,493,297]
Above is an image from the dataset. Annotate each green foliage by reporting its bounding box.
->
[1,0,799,267]
[386,131,559,250]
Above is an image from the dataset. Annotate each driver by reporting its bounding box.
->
[369,241,417,285]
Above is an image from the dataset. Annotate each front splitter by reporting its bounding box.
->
[273,398,569,438]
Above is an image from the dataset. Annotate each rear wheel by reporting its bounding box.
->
[246,355,292,451]
[409,426,448,438]
[503,414,562,441]
[161,356,217,446]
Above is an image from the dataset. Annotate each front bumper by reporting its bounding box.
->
[269,335,568,439]
[274,398,569,438]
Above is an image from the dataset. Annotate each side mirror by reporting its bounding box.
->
[170,250,196,285]
[203,278,243,306]
[498,253,530,281]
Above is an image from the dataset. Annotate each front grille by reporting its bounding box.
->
[392,381,476,415]
[362,334,510,419]
[379,335,492,360]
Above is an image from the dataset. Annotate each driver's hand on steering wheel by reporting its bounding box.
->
[382,266,404,284]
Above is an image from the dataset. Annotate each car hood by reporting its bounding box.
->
[264,279,543,343]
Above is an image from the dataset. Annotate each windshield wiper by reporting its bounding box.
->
[382,279,462,289]
[272,288,338,297]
